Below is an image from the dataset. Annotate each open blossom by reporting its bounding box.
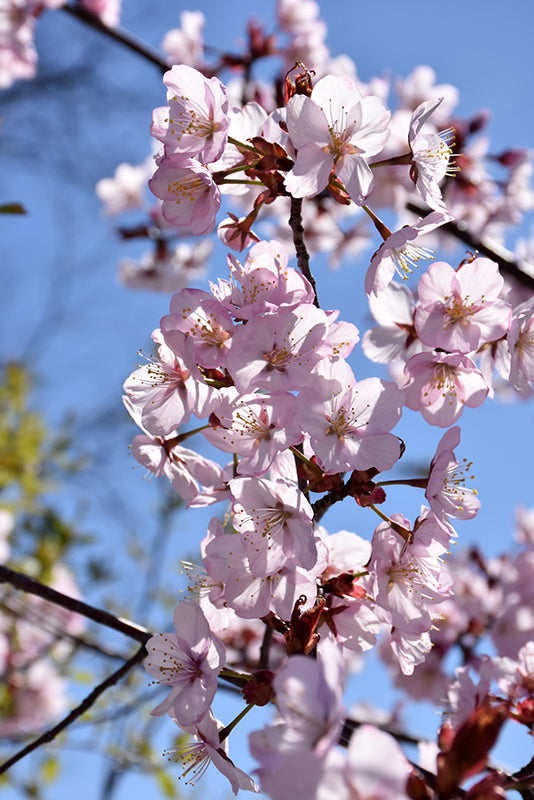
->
[364,211,452,296]
[415,257,512,354]
[211,239,315,320]
[203,392,303,477]
[409,98,457,212]
[250,646,345,800]
[298,365,403,473]
[403,351,489,427]
[168,711,259,795]
[284,74,390,204]
[149,155,221,234]
[426,426,480,521]
[161,10,205,68]
[151,64,230,163]
[144,601,225,727]
[230,476,317,573]
[161,287,234,369]
[96,159,153,216]
[226,305,330,393]
[362,281,428,365]
[508,297,534,396]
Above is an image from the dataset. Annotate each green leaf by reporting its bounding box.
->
[156,769,178,798]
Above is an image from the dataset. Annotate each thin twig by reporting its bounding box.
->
[0,644,147,776]
[0,566,151,645]
[61,4,169,73]
[406,201,534,292]
[289,196,320,307]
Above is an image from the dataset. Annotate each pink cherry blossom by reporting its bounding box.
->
[130,434,225,505]
[344,724,412,800]
[426,426,480,521]
[151,65,230,164]
[402,351,489,427]
[362,281,426,365]
[144,601,225,727]
[415,257,512,354]
[210,239,314,320]
[364,211,452,296]
[249,646,345,800]
[230,476,317,573]
[161,11,205,69]
[299,371,403,473]
[122,335,200,436]
[508,297,534,396]
[161,288,234,369]
[203,392,303,477]
[202,517,326,620]
[96,158,153,216]
[284,74,390,204]
[168,711,259,795]
[149,155,221,234]
[408,97,457,212]
[226,305,329,394]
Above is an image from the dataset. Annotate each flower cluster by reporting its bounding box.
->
[114,4,534,798]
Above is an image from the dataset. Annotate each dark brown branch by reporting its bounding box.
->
[406,201,534,292]
[0,565,151,645]
[0,644,147,776]
[61,4,169,73]
[289,196,320,307]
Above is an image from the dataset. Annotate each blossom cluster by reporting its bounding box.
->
[112,8,534,790]
[107,1,534,798]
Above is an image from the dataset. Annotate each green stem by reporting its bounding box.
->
[228,135,257,153]
[289,445,312,465]
[219,668,251,682]
[218,179,264,185]
[369,505,412,542]
[218,704,255,743]
[221,162,259,176]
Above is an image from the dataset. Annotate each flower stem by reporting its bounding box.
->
[369,505,412,541]
[218,704,255,742]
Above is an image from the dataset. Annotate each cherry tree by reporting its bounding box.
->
[2,1,534,799]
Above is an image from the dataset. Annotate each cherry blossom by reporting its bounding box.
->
[298,367,403,473]
[168,711,260,795]
[149,155,221,234]
[426,426,480,521]
[161,287,234,369]
[151,64,230,164]
[230,476,316,572]
[203,392,303,477]
[364,211,452,296]
[284,74,390,204]
[508,296,534,395]
[402,351,489,427]
[409,98,458,212]
[144,601,225,727]
[161,10,205,69]
[415,257,512,354]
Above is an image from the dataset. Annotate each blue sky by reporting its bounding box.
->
[2,0,534,797]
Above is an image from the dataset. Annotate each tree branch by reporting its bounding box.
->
[406,201,534,292]
[0,565,151,645]
[289,196,320,307]
[0,643,147,776]
[61,4,169,73]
